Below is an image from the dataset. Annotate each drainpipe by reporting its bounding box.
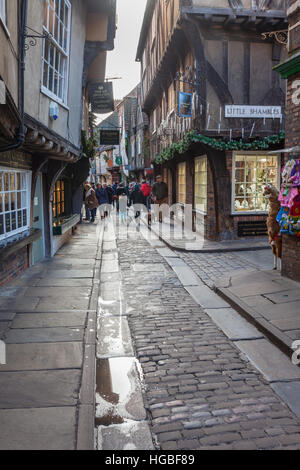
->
[0,0,28,153]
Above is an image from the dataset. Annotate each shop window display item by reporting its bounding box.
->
[263,184,282,270]
[277,159,300,239]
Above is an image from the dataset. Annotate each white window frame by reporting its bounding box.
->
[177,162,186,206]
[0,168,32,242]
[194,155,208,215]
[0,0,6,25]
[231,152,281,215]
[41,0,71,105]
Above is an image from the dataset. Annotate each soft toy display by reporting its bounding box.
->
[263,184,282,270]
[277,159,300,238]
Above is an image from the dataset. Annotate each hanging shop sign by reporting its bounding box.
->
[115,156,122,166]
[225,105,282,119]
[99,129,120,146]
[178,91,193,118]
[89,81,114,114]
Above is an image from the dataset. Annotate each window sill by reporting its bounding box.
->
[0,17,10,39]
[231,211,268,216]
[0,229,42,261]
[40,87,69,111]
[53,214,80,236]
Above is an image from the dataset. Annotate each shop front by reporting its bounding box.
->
[0,152,42,285]
[159,148,282,241]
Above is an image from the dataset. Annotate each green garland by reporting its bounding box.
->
[154,130,285,164]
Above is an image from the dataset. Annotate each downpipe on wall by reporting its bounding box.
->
[0,0,28,153]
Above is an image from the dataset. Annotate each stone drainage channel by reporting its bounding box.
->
[95,217,300,450]
[95,219,155,450]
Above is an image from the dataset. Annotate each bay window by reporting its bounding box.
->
[194,156,207,213]
[0,169,31,241]
[52,179,65,223]
[42,0,71,103]
[233,153,279,213]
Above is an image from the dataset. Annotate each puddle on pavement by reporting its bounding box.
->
[95,357,144,427]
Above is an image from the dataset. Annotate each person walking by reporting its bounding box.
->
[129,183,146,228]
[103,183,113,217]
[83,181,91,221]
[84,183,99,223]
[116,181,127,213]
[96,183,110,220]
[152,175,169,223]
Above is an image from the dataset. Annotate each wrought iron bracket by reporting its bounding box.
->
[24,27,52,51]
[261,30,288,47]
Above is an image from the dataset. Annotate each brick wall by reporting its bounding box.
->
[0,246,29,286]
[281,0,300,282]
[282,234,300,281]
[286,73,300,147]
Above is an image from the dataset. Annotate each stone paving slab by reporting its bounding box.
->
[0,370,81,408]
[0,342,83,371]
[156,248,178,258]
[98,422,154,450]
[204,308,264,341]
[11,312,87,329]
[5,327,84,344]
[229,282,289,298]
[101,260,119,273]
[264,290,300,305]
[186,285,230,309]
[0,322,10,339]
[97,317,134,358]
[133,263,166,272]
[33,297,90,311]
[100,282,121,302]
[0,312,15,321]
[270,317,300,332]
[100,272,121,283]
[35,278,93,287]
[0,287,27,297]
[215,269,300,358]
[0,298,40,311]
[44,269,94,278]
[171,266,202,287]
[24,287,91,297]
[271,381,300,420]
[0,407,77,450]
[235,339,300,382]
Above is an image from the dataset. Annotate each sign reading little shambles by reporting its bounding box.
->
[225,105,282,119]
[89,82,114,114]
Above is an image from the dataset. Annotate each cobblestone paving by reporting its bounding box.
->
[116,223,300,450]
[177,252,262,288]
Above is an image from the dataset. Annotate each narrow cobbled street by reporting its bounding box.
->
[96,214,300,450]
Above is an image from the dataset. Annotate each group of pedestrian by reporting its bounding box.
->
[83,181,114,223]
[83,175,169,225]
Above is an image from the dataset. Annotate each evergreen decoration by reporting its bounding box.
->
[81,130,98,159]
[154,130,285,164]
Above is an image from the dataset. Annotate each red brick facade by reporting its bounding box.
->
[279,0,300,282]
[282,234,300,281]
[0,246,29,286]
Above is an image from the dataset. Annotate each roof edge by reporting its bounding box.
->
[136,0,155,62]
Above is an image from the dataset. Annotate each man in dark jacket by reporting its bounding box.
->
[152,175,168,223]
[129,183,146,225]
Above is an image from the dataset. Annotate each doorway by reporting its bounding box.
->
[32,174,45,265]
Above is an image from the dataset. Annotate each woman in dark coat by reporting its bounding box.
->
[96,184,110,219]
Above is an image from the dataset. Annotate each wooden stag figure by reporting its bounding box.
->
[263,184,282,270]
